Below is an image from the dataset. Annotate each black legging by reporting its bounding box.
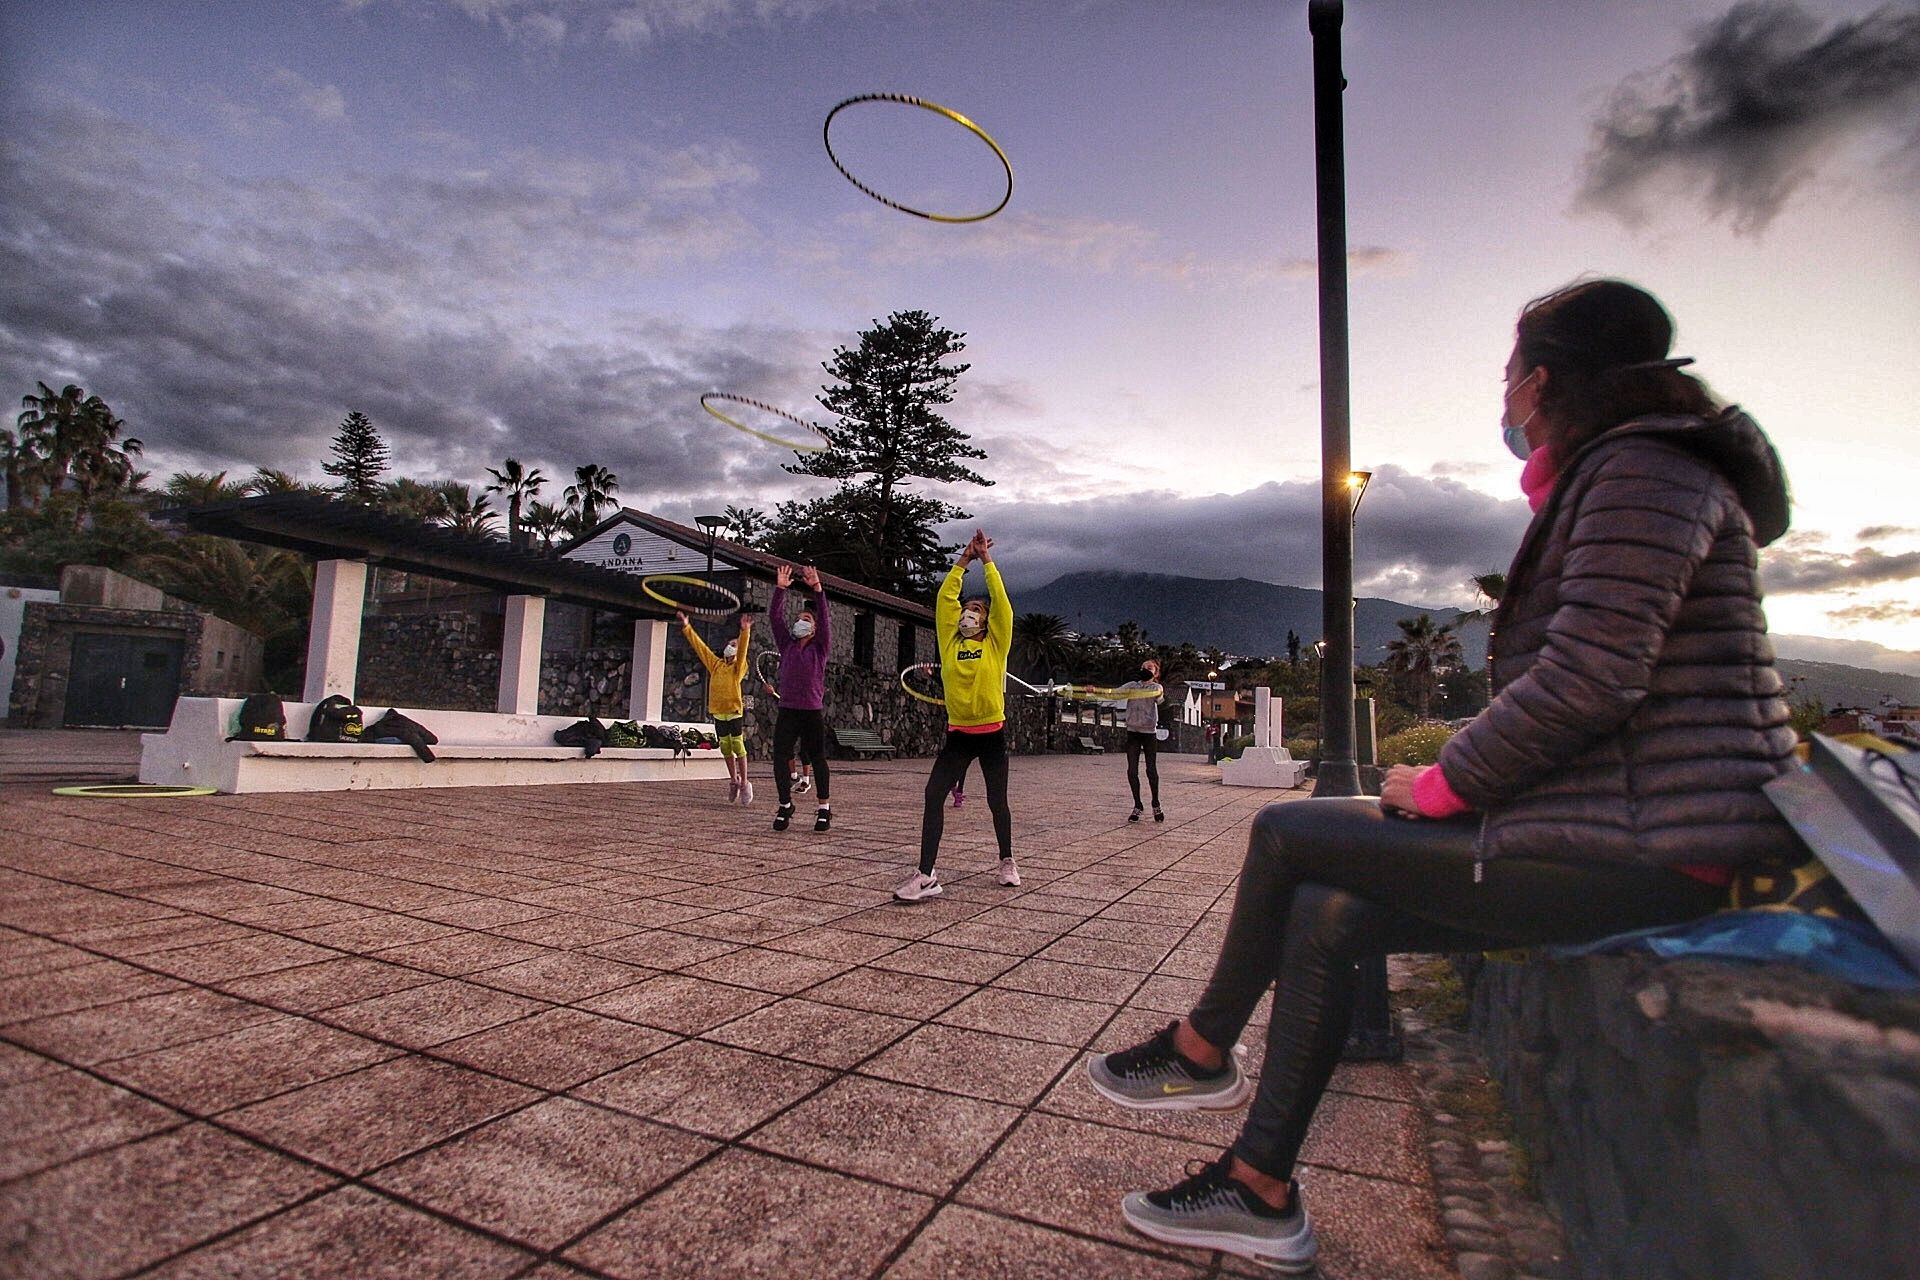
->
[1188,797,1724,1183]
[1125,731,1160,808]
[772,707,830,805]
[920,729,1012,873]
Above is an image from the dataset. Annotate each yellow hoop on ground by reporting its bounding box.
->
[52,783,218,798]
[700,393,830,453]
[641,574,742,617]
[823,92,1013,223]
[900,664,946,706]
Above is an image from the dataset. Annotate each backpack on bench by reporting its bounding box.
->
[308,695,365,743]
[227,693,287,742]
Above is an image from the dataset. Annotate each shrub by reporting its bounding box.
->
[1376,723,1455,766]
[1220,734,1255,760]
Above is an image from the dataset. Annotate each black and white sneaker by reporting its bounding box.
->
[1121,1154,1317,1273]
[1128,806,1143,823]
[814,806,831,832]
[773,802,793,832]
[1087,1020,1251,1111]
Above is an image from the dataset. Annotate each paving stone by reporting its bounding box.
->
[573,1040,830,1138]
[751,1074,1019,1195]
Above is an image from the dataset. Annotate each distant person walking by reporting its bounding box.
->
[1118,658,1165,822]
[894,528,1019,902]
[769,563,832,832]
[680,610,752,805]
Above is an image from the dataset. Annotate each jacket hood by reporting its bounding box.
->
[1609,408,1792,546]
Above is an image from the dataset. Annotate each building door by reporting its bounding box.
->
[64,633,184,728]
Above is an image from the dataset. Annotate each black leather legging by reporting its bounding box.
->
[1125,731,1160,807]
[919,728,1012,873]
[772,708,829,805]
[1188,797,1724,1182]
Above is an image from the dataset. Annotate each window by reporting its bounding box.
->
[853,611,875,669]
[896,621,916,671]
[215,650,226,669]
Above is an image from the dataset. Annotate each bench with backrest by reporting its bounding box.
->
[832,726,897,759]
[1074,736,1106,754]
[139,696,726,794]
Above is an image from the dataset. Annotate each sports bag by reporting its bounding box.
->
[227,693,287,742]
[308,695,364,743]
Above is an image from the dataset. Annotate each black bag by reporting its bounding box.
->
[227,693,287,742]
[308,695,365,743]
[639,723,692,758]
[365,709,438,762]
[554,716,607,758]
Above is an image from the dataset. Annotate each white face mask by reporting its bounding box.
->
[722,642,738,659]
[791,618,815,639]
[958,607,986,639]
[1502,369,1540,460]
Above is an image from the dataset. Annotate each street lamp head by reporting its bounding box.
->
[695,514,725,532]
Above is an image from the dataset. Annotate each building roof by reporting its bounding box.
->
[168,494,684,618]
[568,508,934,623]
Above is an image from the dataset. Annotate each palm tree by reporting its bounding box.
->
[563,463,619,533]
[14,382,141,520]
[523,499,567,550]
[1383,614,1465,719]
[164,471,249,507]
[134,536,311,636]
[484,457,545,548]
[721,503,771,548]
[1012,612,1074,682]
[243,467,314,495]
[379,477,449,522]
[433,482,500,538]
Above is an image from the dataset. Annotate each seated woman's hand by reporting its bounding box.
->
[1379,764,1427,818]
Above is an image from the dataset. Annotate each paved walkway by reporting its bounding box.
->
[1,756,1463,1279]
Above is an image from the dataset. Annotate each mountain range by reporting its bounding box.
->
[1012,571,1918,710]
[1013,571,1490,666]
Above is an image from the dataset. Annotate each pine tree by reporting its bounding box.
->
[322,411,389,502]
[771,310,990,598]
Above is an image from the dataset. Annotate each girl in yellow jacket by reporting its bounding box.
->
[894,528,1019,902]
[680,611,753,805]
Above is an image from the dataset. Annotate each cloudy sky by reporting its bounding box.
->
[3,0,1917,670]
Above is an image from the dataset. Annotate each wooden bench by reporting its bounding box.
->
[140,697,726,794]
[832,727,897,759]
[1074,736,1106,754]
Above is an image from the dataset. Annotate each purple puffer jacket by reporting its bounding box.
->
[1436,409,1802,872]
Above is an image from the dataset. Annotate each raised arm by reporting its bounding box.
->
[979,532,1012,654]
[801,565,829,646]
[680,613,720,671]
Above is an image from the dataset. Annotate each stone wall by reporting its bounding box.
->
[1462,951,1920,1280]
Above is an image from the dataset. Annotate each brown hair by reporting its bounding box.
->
[1516,279,1719,456]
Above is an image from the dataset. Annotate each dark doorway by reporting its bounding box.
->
[65,633,184,728]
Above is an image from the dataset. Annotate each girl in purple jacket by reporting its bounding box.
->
[768,563,833,832]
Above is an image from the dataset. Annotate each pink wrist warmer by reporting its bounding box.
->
[1411,765,1472,818]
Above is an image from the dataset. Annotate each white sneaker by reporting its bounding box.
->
[997,858,1021,887]
[893,871,943,903]
[740,780,753,805]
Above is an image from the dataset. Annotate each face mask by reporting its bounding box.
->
[1140,667,1156,681]
[791,618,815,639]
[722,642,738,659]
[1502,370,1539,460]
[959,608,986,638]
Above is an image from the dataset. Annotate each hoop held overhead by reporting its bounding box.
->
[823,92,1013,223]
[642,574,743,617]
[700,393,830,453]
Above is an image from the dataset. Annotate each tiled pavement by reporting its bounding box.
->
[0,756,1457,1279]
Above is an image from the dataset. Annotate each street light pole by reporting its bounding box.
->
[1309,0,1360,801]
[694,514,725,578]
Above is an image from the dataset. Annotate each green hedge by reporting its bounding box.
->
[1376,723,1455,766]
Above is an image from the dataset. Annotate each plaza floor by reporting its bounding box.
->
[0,755,1457,1279]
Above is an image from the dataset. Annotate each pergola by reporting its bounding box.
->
[172,494,682,721]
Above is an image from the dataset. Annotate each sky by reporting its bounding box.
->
[3,0,1917,671]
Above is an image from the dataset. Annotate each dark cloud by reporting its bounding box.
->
[0,100,821,508]
[1826,601,1919,625]
[1762,542,1920,592]
[1771,631,1920,676]
[959,466,1532,607]
[1577,1,1920,232]
[1858,524,1917,540]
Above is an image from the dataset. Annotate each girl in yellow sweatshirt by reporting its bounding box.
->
[680,611,753,805]
[894,528,1019,902]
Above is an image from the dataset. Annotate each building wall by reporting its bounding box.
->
[7,603,204,728]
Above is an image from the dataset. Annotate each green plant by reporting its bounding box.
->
[1220,734,1254,760]
[1376,723,1456,765]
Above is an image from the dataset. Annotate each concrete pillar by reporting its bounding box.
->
[302,559,367,704]
[629,619,668,722]
[1355,696,1378,765]
[498,595,546,715]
